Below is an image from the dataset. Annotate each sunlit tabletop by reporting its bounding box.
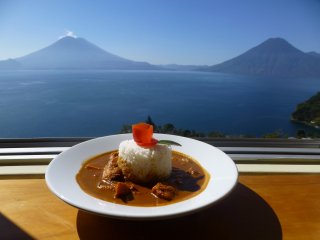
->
[1,174,320,240]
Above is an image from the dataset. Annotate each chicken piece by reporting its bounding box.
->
[125,182,138,193]
[102,153,123,181]
[151,183,176,201]
[114,182,132,198]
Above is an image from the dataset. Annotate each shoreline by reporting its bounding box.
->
[290,118,320,129]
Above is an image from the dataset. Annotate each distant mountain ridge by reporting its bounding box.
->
[202,38,320,77]
[160,64,209,71]
[1,36,320,76]
[307,51,320,59]
[0,36,160,70]
[0,58,21,69]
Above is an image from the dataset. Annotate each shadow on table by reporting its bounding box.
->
[77,183,282,240]
[0,213,34,240]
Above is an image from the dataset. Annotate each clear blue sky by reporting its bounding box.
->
[0,0,319,64]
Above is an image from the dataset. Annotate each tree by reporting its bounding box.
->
[296,129,306,139]
[262,129,287,138]
[145,115,156,129]
[208,131,225,138]
[162,123,175,133]
[120,124,131,133]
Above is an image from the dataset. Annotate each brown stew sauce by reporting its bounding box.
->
[76,150,210,206]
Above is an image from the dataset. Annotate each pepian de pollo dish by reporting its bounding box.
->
[76,150,210,207]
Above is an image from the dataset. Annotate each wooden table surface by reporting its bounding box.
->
[1,174,320,240]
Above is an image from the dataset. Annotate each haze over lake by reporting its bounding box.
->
[0,70,319,138]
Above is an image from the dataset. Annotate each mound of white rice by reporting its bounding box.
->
[118,140,172,183]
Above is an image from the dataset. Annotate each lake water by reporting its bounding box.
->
[0,70,319,138]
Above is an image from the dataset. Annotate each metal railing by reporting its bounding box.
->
[0,137,320,175]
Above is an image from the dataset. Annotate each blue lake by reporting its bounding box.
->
[0,70,319,138]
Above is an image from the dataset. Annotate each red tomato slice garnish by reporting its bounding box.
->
[132,123,158,147]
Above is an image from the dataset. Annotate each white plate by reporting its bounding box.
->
[45,134,238,220]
